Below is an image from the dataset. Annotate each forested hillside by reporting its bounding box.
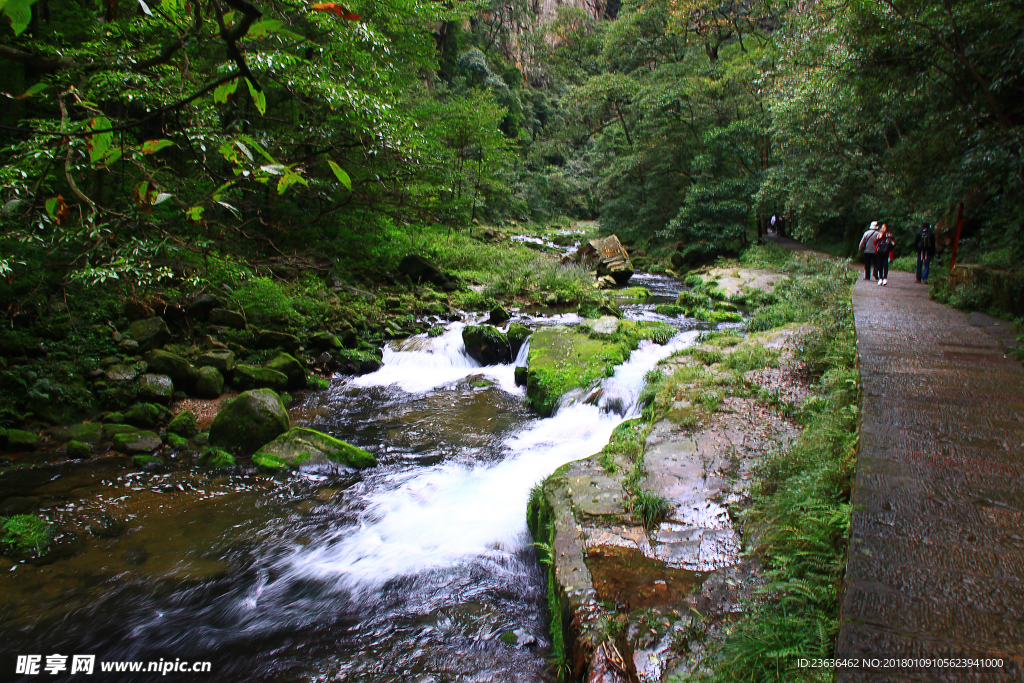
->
[2,2,1023,682]
[3,0,1022,278]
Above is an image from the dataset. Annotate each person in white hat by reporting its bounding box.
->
[858,221,881,281]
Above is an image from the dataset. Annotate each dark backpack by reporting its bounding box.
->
[917,230,935,255]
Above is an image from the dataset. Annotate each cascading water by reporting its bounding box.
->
[1,274,696,682]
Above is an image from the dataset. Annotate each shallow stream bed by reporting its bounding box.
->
[1,274,713,682]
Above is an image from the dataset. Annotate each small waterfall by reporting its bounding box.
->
[513,336,531,367]
[281,329,698,592]
[353,323,519,394]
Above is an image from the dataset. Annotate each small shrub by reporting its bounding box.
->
[0,514,51,553]
[631,490,671,529]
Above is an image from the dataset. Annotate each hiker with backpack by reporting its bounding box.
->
[914,222,937,284]
[858,221,881,280]
[873,222,896,286]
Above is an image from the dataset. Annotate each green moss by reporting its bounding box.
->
[0,514,52,553]
[199,446,236,468]
[605,286,651,299]
[166,432,189,450]
[525,321,673,415]
[252,451,289,471]
[167,410,197,437]
[428,326,445,338]
[132,454,162,468]
[255,427,376,469]
[654,304,688,317]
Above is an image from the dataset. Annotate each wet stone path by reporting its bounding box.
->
[837,269,1024,682]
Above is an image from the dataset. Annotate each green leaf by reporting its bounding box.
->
[13,82,47,99]
[86,116,114,166]
[245,19,282,39]
[96,147,122,168]
[154,193,173,205]
[2,0,38,36]
[212,181,235,200]
[327,160,352,190]
[213,78,239,105]
[277,168,308,195]
[44,196,58,219]
[246,78,266,116]
[140,139,175,154]
[185,206,205,222]
[236,134,277,163]
[234,140,254,163]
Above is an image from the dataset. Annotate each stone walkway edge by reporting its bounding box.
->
[836,266,1024,683]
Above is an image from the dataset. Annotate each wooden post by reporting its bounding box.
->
[948,202,964,275]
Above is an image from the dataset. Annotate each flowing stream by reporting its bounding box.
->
[2,275,701,682]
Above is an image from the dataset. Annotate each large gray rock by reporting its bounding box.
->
[147,350,197,389]
[104,364,139,383]
[195,349,235,373]
[138,373,174,403]
[570,235,634,285]
[208,388,290,455]
[126,317,170,352]
[208,308,247,329]
[255,330,301,353]
[233,365,288,392]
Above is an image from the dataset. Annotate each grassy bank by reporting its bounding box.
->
[671,245,859,682]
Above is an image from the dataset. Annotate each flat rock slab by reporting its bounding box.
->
[705,268,783,296]
[566,475,626,516]
[838,270,1024,679]
[643,401,798,573]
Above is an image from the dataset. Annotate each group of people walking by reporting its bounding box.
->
[858,221,937,285]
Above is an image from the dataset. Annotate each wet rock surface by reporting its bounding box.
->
[837,270,1024,680]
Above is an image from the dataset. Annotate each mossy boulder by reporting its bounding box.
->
[195,349,235,373]
[308,331,343,351]
[165,432,189,450]
[147,350,198,389]
[507,323,532,359]
[102,423,138,439]
[66,440,92,459]
[525,320,674,416]
[462,325,511,366]
[254,427,376,471]
[208,308,247,329]
[194,366,225,398]
[255,330,301,353]
[104,364,139,383]
[138,374,174,403]
[51,422,103,444]
[4,429,40,452]
[199,447,235,468]
[676,290,714,309]
[133,454,163,468]
[126,317,170,352]
[488,306,510,325]
[233,364,289,392]
[266,352,307,390]
[208,388,290,455]
[167,410,197,437]
[112,430,162,454]
[124,403,163,428]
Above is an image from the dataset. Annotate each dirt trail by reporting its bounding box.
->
[767,237,1024,680]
